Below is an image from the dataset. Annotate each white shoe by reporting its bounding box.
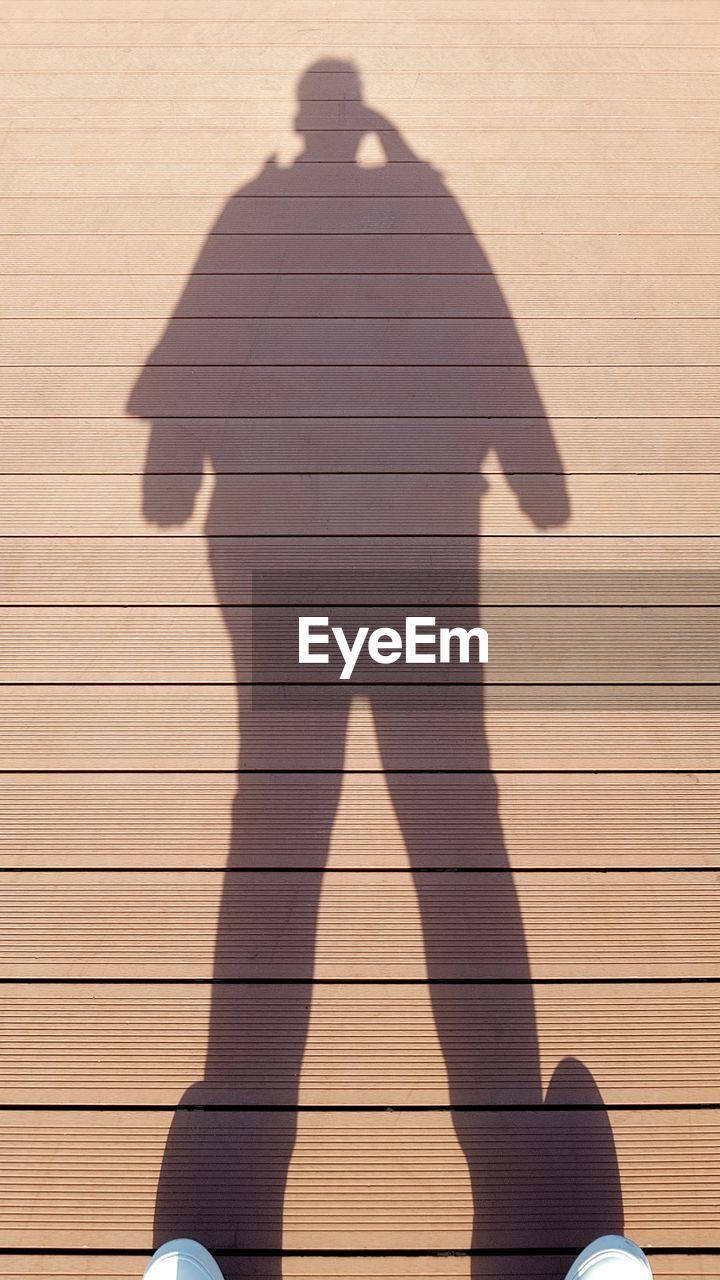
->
[143,1239,225,1280]
[564,1236,653,1280]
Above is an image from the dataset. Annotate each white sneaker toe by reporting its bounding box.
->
[564,1235,653,1280]
[143,1238,226,1280]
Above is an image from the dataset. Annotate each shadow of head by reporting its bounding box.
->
[295,57,363,114]
[294,58,376,162]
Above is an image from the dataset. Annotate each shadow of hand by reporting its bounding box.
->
[510,473,572,530]
[143,472,202,528]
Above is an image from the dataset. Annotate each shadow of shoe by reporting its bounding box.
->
[153,1080,293,1273]
[541,1055,624,1252]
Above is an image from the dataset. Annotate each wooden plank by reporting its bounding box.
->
[4,235,718,275]
[3,159,720,195]
[4,129,718,164]
[5,318,720,365]
[0,771,717,869]
[1,605,717,685]
[5,20,720,48]
[4,47,720,73]
[1,981,718,1103]
[4,102,720,129]
[2,85,719,135]
[4,418,719,473]
[1,195,718,235]
[1,686,718,770]
[2,418,719,474]
[7,368,720,420]
[1,1258,716,1280]
[1,475,718,537]
[4,1,720,22]
[4,537,719,606]
[0,869,716,978]
[5,274,718,319]
[0,1107,715,1248]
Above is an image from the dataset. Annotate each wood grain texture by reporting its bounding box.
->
[5,318,719,364]
[4,159,720,196]
[1,604,716,685]
[1,195,719,236]
[5,47,720,73]
[1,981,718,1103]
[5,20,720,47]
[1,686,719,769]
[6,274,718,319]
[4,1,720,21]
[5,101,720,128]
[27,233,720,276]
[5,74,720,108]
[1,475,718,537]
[3,537,719,606]
[4,419,719,474]
[7,367,720,419]
[1,1259,716,1280]
[0,870,716,978]
[5,131,719,164]
[0,772,717,869]
[0,1108,716,1248]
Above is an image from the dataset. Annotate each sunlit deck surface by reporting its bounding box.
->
[1,1,719,1278]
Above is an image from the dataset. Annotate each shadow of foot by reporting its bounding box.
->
[153,1080,292,1273]
[542,1055,624,1250]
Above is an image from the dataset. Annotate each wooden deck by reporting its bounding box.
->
[2,0,720,1276]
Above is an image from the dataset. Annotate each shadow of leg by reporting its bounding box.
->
[153,759,345,1259]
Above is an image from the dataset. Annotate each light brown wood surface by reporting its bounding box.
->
[6,47,720,73]
[3,419,719,474]
[4,2,720,20]
[2,686,720,770]
[0,1109,717,1249]
[1,1261,716,1280]
[6,275,719,319]
[5,74,720,107]
[3,0,720,1273]
[6,133,720,163]
[6,20,720,46]
[6,318,720,362]
[0,870,716,979]
[4,536,719,604]
[1,982,718,1103]
[2,474,719,536]
[7,270,717,317]
[5,159,720,196]
[2,195,718,233]
[0,772,717,868]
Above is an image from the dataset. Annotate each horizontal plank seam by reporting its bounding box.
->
[3,680,719,686]
[0,762,712,773]
[7,363,720,368]
[2,975,720,986]
[0,1102,715,1113]
[2,471,719,481]
[6,602,720,608]
[4,416,720,423]
[0,1252,717,1263]
[2,865,720,874]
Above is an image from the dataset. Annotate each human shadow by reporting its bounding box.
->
[128,58,622,1272]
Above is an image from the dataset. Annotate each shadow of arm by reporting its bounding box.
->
[126,195,242,527]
